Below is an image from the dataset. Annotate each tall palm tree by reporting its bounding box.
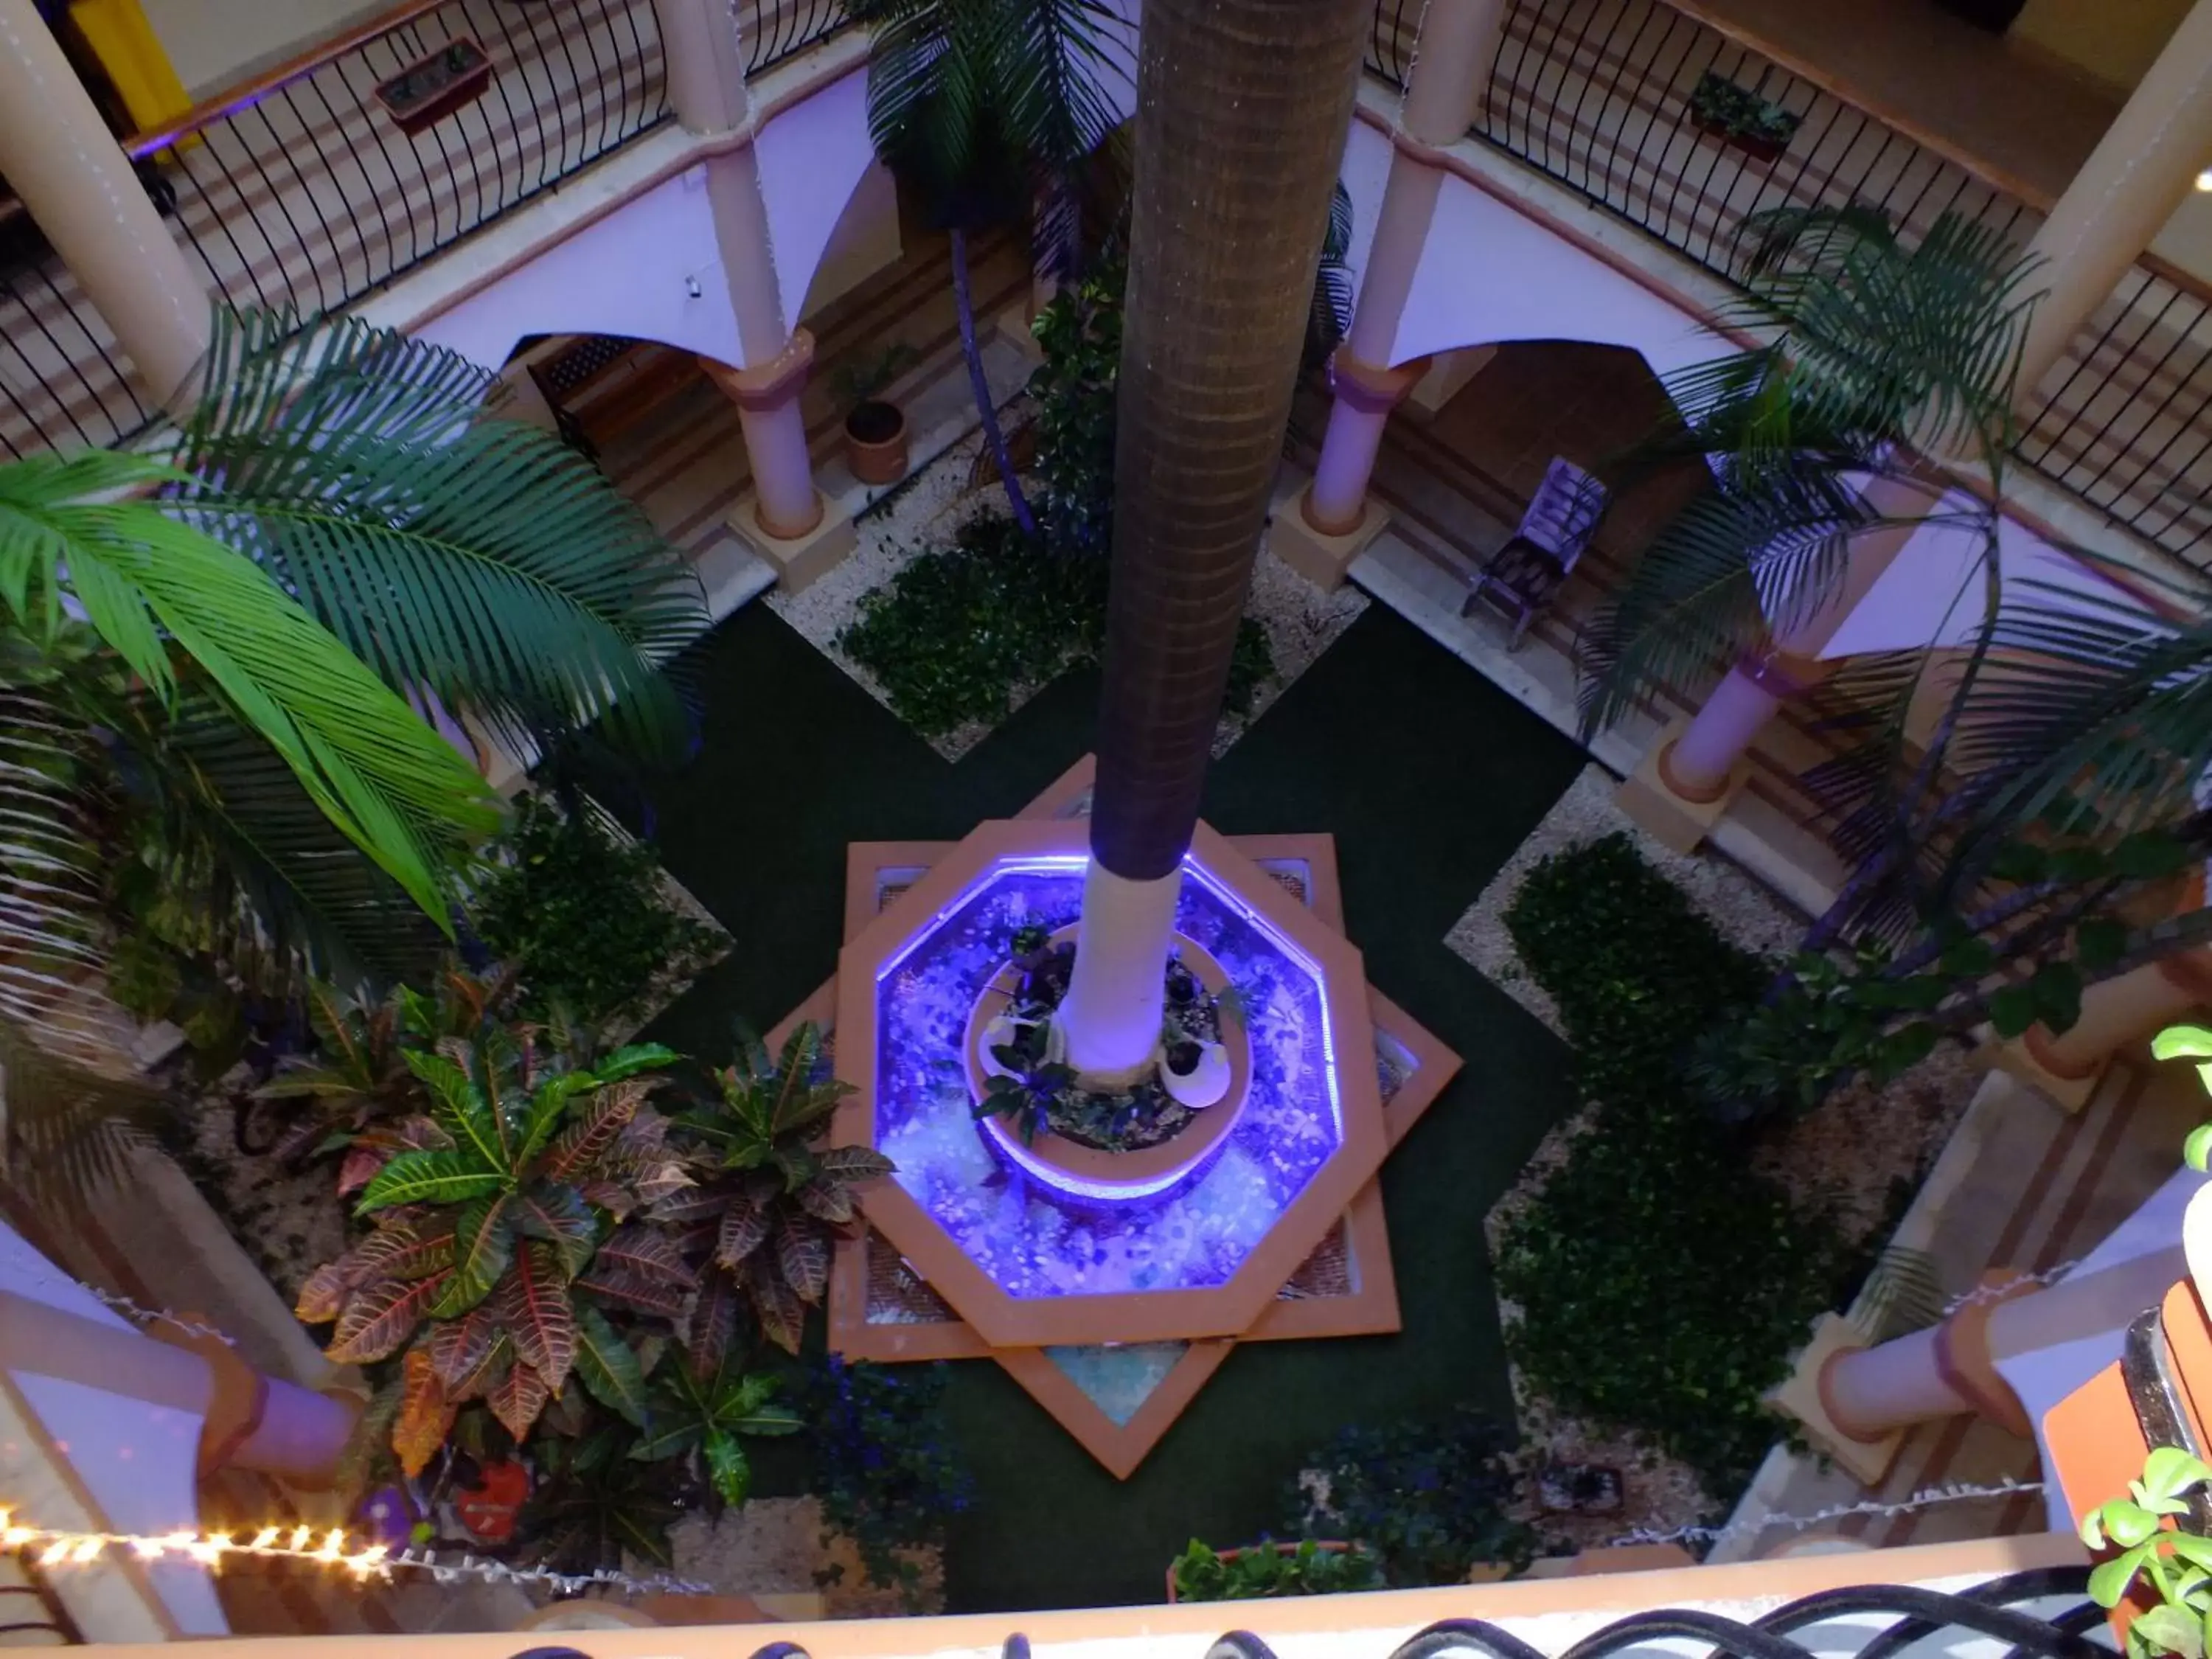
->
[0,307,707,1192]
[1058,0,1370,1076]
[845,0,1127,535]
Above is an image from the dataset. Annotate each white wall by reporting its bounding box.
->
[140,0,386,99]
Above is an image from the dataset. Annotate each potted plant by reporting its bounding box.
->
[832,344,921,486]
[1166,1537,1384,1603]
[1686,72,1800,164]
[375,38,495,137]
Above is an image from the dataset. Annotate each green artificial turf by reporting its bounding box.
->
[632,599,1587,1612]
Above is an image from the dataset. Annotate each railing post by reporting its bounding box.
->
[0,0,209,413]
[2015,0,2212,399]
[652,0,855,590]
[1274,0,1510,591]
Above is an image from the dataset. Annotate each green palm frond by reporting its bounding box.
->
[1,447,497,921]
[161,310,709,765]
[1579,208,2038,740]
[0,1015,167,1207]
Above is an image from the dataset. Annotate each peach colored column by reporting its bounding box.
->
[1298,0,1510,533]
[2016,0,2212,397]
[2024,951,2212,1082]
[653,0,825,537]
[0,0,209,408]
[1652,474,1937,801]
[1819,1273,2034,1443]
[0,1290,356,1484]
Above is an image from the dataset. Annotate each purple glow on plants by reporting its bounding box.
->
[869,855,1343,1298]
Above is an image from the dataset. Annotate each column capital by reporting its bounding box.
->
[704,328,816,411]
[1736,647,1826,700]
[1932,1270,2035,1438]
[1326,347,1430,414]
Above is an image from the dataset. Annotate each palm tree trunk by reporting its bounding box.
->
[951,228,1036,536]
[1060,0,1370,1079]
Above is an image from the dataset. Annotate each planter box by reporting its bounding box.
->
[376,38,493,137]
[1164,1541,1354,1604]
[1688,113,1789,165]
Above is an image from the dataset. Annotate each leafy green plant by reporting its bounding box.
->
[1287,1408,1535,1587]
[1495,835,1850,1493]
[664,1022,893,1358]
[251,968,507,1163]
[830,342,922,412]
[1687,73,1800,147]
[1171,1538,1385,1601]
[2082,1448,2212,1657]
[801,1356,970,1607]
[838,513,1276,740]
[295,1028,684,1468]
[472,794,723,1033]
[521,1425,687,1571]
[1031,244,1124,560]
[629,1362,804,1505]
[974,1015,1075,1144]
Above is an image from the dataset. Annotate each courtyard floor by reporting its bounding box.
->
[625,599,1587,1610]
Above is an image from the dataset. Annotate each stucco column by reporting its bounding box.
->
[1278,0,1511,585]
[2023,952,2212,1079]
[2014,0,2212,397]
[654,0,839,561]
[0,1290,356,1484]
[0,0,209,408]
[1618,474,1935,852]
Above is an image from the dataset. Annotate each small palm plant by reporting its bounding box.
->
[0,305,706,1197]
[661,1023,893,1360]
[844,0,1127,534]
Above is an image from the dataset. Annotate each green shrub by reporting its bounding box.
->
[1495,834,1847,1495]
[1285,1408,1534,1587]
[472,794,723,1029]
[839,515,1276,740]
[801,1357,971,1607]
[1030,245,1123,560]
[1171,1538,1385,1601]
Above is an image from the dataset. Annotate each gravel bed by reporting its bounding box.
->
[1446,764,1804,1038]
[1459,762,1982,1555]
[767,415,1367,761]
[662,1497,943,1618]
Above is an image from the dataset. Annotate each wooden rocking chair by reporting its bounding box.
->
[1462,456,1608,650]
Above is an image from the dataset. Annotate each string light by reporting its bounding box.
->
[0,1511,712,1598]
[1941,1260,2080,1315]
[1610,1475,2048,1550]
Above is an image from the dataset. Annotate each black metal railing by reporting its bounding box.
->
[124,0,670,324]
[747,0,855,76]
[1473,0,2040,287]
[640,1571,2105,1659]
[0,230,153,459]
[2019,259,2212,560]
[1366,0,1419,88]
[0,0,672,462]
[1363,0,2212,563]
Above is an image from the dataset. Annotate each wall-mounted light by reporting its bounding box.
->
[684,275,703,298]
[2197,168,2212,192]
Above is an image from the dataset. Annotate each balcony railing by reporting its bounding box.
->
[0,0,855,464]
[1366,0,2212,568]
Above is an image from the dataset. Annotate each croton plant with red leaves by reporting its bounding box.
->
[296,1012,894,1481]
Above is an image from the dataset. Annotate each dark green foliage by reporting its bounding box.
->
[1171,1538,1385,1601]
[1688,73,1801,146]
[1030,246,1124,560]
[1285,1408,1535,1587]
[802,1356,971,1607]
[840,516,1105,738]
[519,1425,686,1571]
[473,795,723,1030]
[1497,834,1851,1494]
[839,516,1277,742]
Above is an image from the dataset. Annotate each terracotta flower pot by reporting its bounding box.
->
[846,399,909,485]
